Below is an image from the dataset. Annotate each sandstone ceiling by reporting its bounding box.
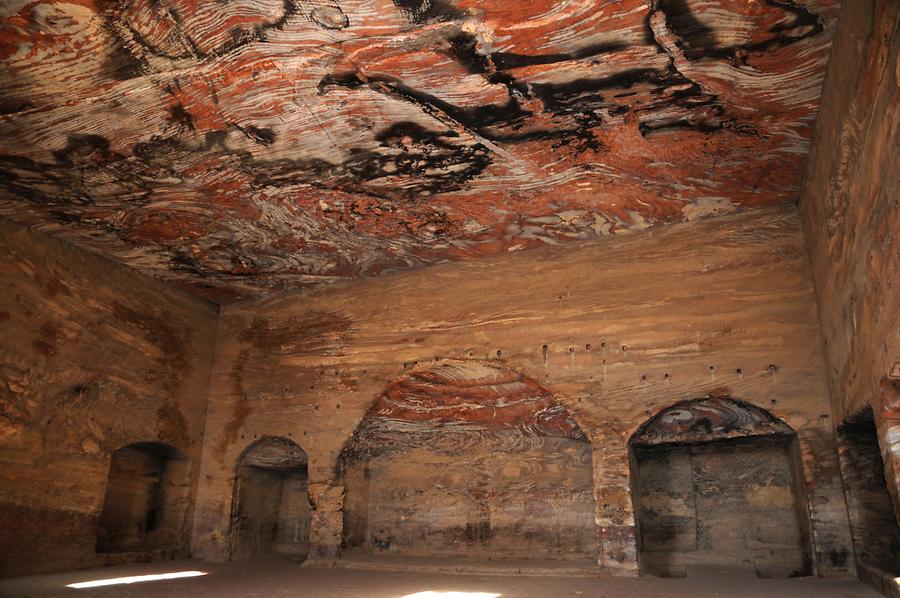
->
[0,0,838,302]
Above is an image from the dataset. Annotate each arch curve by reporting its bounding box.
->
[628,396,811,578]
[339,359,597,561]
[630,396,794,446]
[235,436,307,471]
[230,436,309,560]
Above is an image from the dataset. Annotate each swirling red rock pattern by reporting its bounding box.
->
[0,0,839,301]
[631,396,794,445]
[341,360,587,463]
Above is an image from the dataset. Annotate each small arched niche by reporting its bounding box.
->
[628,397,812,578]
[339,360,597,562]
[230,437,309,560]
[96,442,189,553]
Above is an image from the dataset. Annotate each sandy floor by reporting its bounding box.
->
[0,557,881,598]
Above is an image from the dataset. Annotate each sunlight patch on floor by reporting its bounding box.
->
[67,571,208,588]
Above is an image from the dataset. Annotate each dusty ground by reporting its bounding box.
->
[0,558,881,598]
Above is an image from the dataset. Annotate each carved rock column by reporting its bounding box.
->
[593,425,639,576]
[308,481,343,559]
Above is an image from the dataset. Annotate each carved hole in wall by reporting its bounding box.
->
[836,408,900,574]
[628,397,812,578]
[339,360,598,561]
[96,442,189,553]
[230,437,309,561]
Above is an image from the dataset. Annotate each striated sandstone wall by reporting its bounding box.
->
[798,0,900,524]
[0,218,217,576]
[192,205,853,576]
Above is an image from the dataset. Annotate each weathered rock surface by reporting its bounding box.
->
[0,217,216,576]
[190,205,853,575]
[0,0,839,301]
[799,0,900,523]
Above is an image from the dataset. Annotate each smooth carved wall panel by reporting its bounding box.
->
[0,217,216,576]
[191,206,853,575]
[0,0,839,301]
[340,362,597,560]
[635,437,809,578]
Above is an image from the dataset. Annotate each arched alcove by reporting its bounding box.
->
[836,406,900,574]
[96,442,189,553]
[628,397,812,578]
[339,360,597,562]
[230,437,309,560]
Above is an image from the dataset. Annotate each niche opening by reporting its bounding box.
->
[836,408,900,575]
[339,360,597,562]
[230,437,309,560]
[629,397,812,578]
[96,442,189,553]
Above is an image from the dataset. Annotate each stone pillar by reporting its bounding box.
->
[307,481,344,559]
[794,425,854,576]
[189,469,234,562]
[876,378,900,524]
[593,427,639,576]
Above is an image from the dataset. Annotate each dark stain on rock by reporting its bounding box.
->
[97,0,302,67]
[0,311,9,324]
[392,0,463,24]
[828,547,849,567]
[490,41,629,70]
[655,0,824,63]
[102,39,150,81]
[32,320,62,357]
[239,310,353,356]
[253,119,492,199]
[112,301,192,396]
[157,402,189,445]
[319,71,537,146]
[53,134,120,166]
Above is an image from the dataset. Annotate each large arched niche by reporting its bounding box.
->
[230,437,309,561]
[339,360,598,562]
[628,397,813,578]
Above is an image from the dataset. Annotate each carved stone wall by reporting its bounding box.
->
[0,218,217,576]
[231,437,309,560]
[191,206,853,576]
[798,0,900,521]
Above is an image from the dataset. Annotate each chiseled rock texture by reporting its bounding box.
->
[799,0,900,520]
[0,0,839,302]
[0,217,217,576]
[191,205,853,576]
